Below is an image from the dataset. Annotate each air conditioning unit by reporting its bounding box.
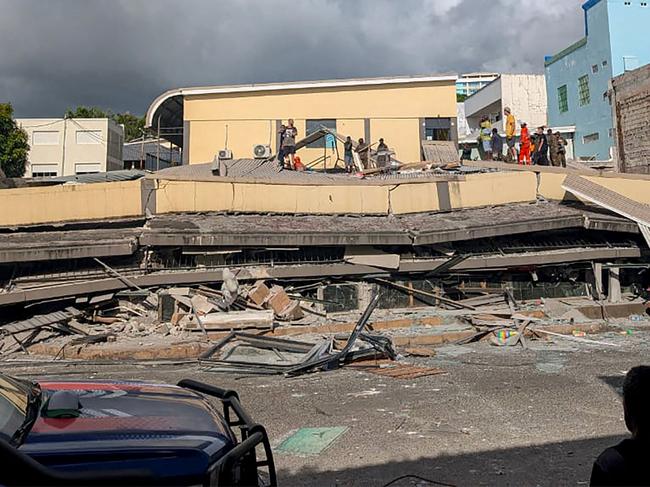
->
[218,149,233,160]
[253,144,272,159]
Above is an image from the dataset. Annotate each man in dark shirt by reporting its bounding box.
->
[377,138,389,152]
[534,126,549,165]
[461,143,472,161]
[591,366,650,486]
[491,128,504,161]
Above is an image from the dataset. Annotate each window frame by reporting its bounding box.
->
[305,119,337,149]
[557,85,569,113]
[75,130,103,145]
[32,131,60,146]
[578,75,591,106]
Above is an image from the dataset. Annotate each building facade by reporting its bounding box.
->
[146,75,458,166]
[456,73,499,98]
[545,0,650,161]
[610,63,650,173]
[17,118,123,177]
[464,74,548,133]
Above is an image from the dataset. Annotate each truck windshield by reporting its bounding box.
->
[0,375,34,443]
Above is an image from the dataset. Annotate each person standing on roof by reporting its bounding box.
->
[480,117,493,160]
[461,143,472,161]
[491,128,504,161]
[344,136,354,173]
[480,117,493,159]
[357,138,369,168]
[555,131,568,168]
[280,119,298,170]
[504,107,517,162]
[377,138,389,152]
[518,122,531,165]
[276,124,287,168]
[534,126,549,166]
[547,128,559,166]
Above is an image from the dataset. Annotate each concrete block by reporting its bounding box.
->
[248,281,271,306]
[267,286,291,315]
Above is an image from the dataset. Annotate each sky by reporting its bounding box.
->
[0,0,586,118]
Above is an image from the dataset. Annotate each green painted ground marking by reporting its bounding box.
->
[276,427,349,455]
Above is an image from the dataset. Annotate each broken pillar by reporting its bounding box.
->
[589,263,605,300]
[357,282,376,311]
[608,267,622,303]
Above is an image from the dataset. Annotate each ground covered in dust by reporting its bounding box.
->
[7,328,649,486]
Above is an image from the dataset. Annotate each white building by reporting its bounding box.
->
[17,118,124,177]
[463,74,548,134]
[456,73,499,98]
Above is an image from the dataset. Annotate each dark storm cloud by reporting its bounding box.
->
[0,0,585,117]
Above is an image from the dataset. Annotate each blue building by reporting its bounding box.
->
[545,0,650,161]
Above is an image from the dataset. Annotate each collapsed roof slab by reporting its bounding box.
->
[0,245,640,307]
[141,201,638,248]
[0,229,140,264]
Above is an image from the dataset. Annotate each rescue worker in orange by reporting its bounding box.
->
[518,122,532,165]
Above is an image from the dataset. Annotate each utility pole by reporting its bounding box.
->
[140,133,145,170]
[156,116,161,171]
[61,117,67,176]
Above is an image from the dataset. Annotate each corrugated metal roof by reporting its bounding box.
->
[33,170,146,185]
[123,141,181,165]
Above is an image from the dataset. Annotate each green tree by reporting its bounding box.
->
[114,112,145,142]
[65,105,112,119]
[0,103,29,177]
[65,106,146,142]
[456,93,468,103]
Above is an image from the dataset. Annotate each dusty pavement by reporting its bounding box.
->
[6,329,649,487]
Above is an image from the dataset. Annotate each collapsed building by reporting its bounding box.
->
[1,157,649,329]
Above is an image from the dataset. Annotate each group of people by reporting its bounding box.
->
[278,120,389,173]
[344,137,388,173]
[467,107,568,167]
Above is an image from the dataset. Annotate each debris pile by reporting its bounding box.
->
[198,294,397,376]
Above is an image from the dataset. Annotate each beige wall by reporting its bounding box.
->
[0,171,555,227]
[17,118,124,177]
[0,180,141,226]
[155,172,538,216]
[184,81,457,165]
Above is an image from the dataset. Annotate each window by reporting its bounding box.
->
[578,75,591,106]
[609,128,615,138]
[305,119,336,149]
[75,130,103,144]
[31,164,58,178]
[557,85,569,113]
[583,132,600,144]
[75,163,101,174]
[32,131,59,145]
[592,64,599,73]
[424,118,452,141]
[602,60,608,67]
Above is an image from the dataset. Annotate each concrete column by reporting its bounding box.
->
[316,285,326,313]
[357,282,376,310]
[592,263,604,300]
[608,267,622,303]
